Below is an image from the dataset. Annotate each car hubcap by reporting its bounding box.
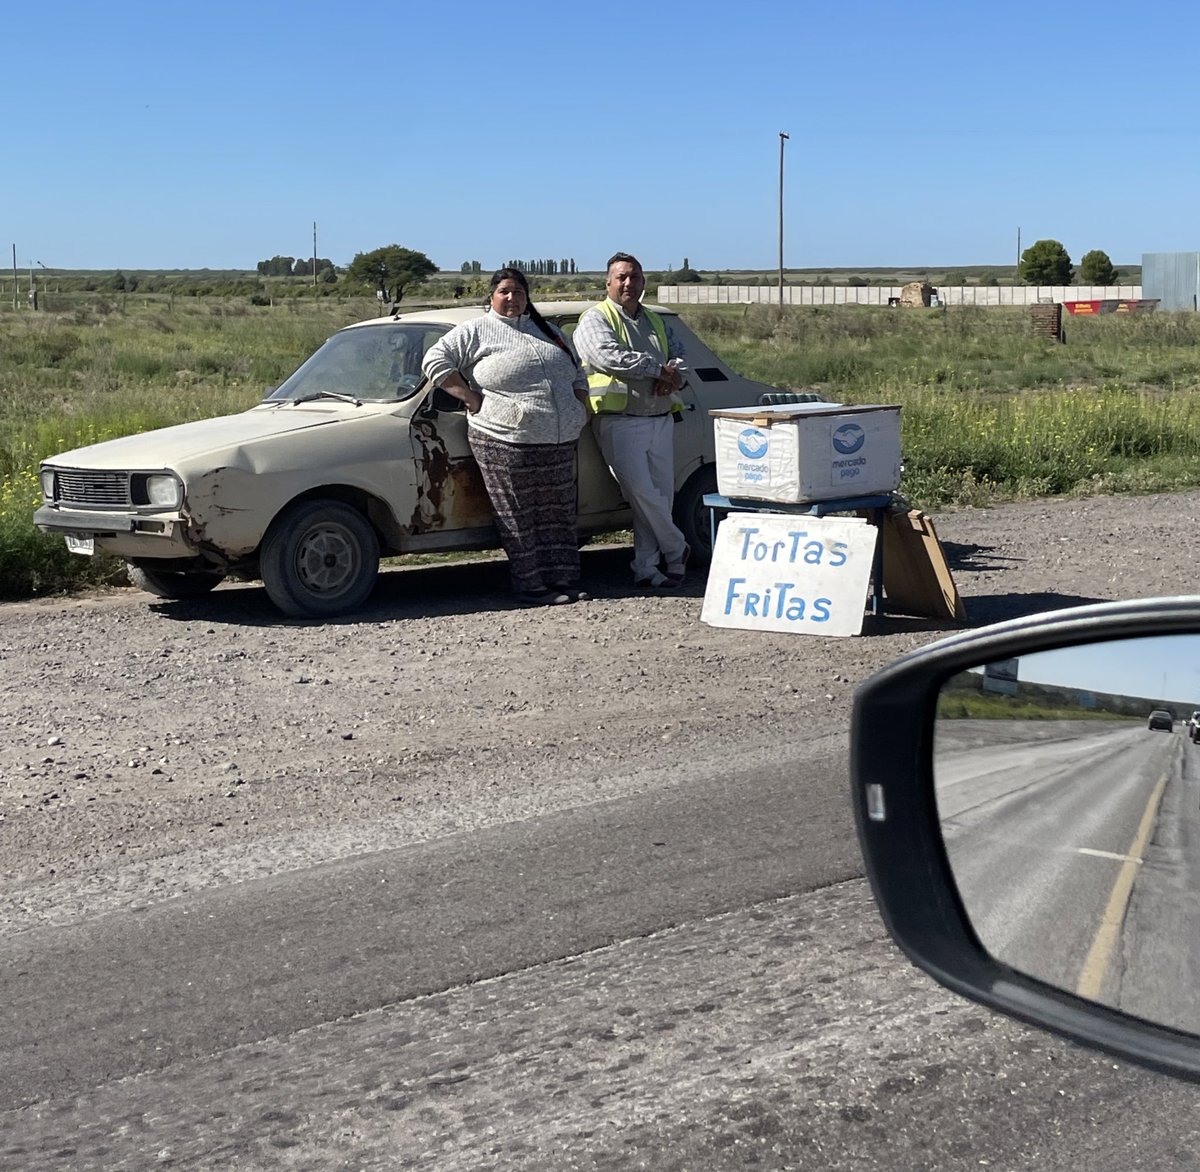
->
[295,523,359,595]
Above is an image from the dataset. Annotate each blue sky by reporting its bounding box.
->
[6,1,1198,273]
[1012,636,1200,705]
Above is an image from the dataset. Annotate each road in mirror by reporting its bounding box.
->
[934,634,1200,1036]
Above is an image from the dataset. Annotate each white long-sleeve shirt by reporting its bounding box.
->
[422,310,588,445]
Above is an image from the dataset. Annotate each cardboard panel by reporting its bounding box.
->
[702,512,876,637]
[880,509,966,621]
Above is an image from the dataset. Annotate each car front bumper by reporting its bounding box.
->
[34,505,200,560]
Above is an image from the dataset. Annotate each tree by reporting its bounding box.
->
[1079,249,1117,285]
[1020,239,1073,285]
[257,255,296,277]
[346,245,437,302]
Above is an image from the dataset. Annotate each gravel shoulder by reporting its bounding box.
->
[2,490,1197,931]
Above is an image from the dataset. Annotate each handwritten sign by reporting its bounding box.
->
[700,512,877,637]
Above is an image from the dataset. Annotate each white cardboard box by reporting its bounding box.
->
[711,402,901,503]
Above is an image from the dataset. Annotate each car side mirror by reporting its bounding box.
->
[851,596,1200,1082]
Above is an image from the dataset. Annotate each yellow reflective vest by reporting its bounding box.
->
[585,300,680,415]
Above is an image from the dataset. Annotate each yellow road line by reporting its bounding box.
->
[1075,774,1167,1001]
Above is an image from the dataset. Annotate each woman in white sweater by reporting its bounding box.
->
[422,268,591,605]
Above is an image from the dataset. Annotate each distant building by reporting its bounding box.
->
[1142,252,1200,310]
[982,658,1019,696]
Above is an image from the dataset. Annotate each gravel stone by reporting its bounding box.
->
[1,491,1197,933]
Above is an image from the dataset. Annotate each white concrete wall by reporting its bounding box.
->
[654,285,1144,306]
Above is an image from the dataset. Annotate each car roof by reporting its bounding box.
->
[340,301,679,331]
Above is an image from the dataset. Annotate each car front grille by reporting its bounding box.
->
[55,469,131,507]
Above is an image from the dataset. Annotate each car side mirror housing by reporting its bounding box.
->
[851,596,1200,1082]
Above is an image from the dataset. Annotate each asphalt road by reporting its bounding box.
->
[939,723,1176,983]
[6,737,1200,1170]
[1,744,859,1110]
[9,489,1200,1169]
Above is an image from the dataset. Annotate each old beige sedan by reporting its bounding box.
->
[35,302,814,617]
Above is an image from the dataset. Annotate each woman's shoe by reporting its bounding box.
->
[519,589,573,606]
[553,585,590,602]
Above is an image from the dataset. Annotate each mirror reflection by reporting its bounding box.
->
[934,634,1200,1036]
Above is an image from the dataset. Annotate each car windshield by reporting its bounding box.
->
[264,323,450,404]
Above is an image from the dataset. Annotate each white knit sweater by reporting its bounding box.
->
[422,311,588,445]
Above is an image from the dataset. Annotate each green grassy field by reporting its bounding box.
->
[1,293,1196,600]
[688,304,1200,505]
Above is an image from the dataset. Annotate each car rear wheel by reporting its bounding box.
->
[127,561,226,600]
[673,464,719,566]
[260,499,380,618]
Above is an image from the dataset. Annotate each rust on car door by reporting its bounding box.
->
[409,415,493,532]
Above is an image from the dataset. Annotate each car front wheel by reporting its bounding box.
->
[259,499,380,618]
[127,561,226,600]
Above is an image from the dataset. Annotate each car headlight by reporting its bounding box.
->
[146,474,182,507]
[40,469,56,500]
[131,472,183,509]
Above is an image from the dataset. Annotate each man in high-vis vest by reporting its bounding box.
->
[574,252,690,589]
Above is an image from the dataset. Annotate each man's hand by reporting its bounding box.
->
[652,362,683,396]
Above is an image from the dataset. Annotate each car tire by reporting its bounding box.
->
[673,464,719,566]
[127,561,226,600]
[259,499,380,618]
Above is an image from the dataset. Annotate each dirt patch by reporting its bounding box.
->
[2,491,1197,929]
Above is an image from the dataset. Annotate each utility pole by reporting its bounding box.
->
[312,221,318,288]
[778,132,789,309]
[1016,226,1022,284]
[11,244,16,310]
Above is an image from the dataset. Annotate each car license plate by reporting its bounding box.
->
[65,534,95,556]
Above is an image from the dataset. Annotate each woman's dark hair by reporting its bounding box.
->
[488,266,575,364]
[489,266,529,300]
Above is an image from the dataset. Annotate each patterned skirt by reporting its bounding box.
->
[468,433,580,593]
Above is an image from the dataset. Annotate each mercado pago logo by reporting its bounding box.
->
[736,427,770,484]
[737,428,769,459]
[832,423,865,454]
[831,421,868,480]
